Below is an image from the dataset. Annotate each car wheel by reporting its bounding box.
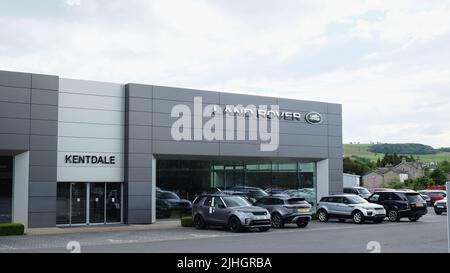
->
[338,219,346,223]
[387,210,400,222]
[229,216,242,233]
[296,220,308,228]
[258,227,270,232]
[352,211,365,224]
[194,214,206,229]
[271,213,284,228]
[317,209,329,222]
[408,216,420,222]
[435,210,442,215]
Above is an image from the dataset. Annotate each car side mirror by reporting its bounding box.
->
[444,194,447,198]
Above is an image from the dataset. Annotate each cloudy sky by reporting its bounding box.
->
[1,0,449,147]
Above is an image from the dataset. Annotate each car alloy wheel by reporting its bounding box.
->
[318,210,328,222]
[271,213,284,228]
[194,215,205,229]
[229,216,242,233]
[388,210,400,222]
[353,211,364,224]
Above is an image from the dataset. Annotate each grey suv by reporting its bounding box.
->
[192,194,271,232]
[317,195,386,224]
[253,196,312,228]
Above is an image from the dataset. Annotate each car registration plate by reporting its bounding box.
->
[437,205,444,208]
[416,202,423,207]
[298,208,309,212]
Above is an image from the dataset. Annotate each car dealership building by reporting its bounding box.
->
[0,69,343,228]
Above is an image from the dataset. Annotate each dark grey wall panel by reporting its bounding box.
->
[128,195,152,210]
[30,104,58,120]
[220,92,276,106]
[328,125,342,136]
[127,181,152,195]
[128,97,152,112]
[128,111,152,125]
[0,86,30,103]
[0,102,30,119]
[277,146,328,158]
[328,103,342,114]
[0,118,29,134]
[31,89,58,105]
[153,140,220,155]
[128,125,152,140]
[0,70,31,88]
[128,139,152,154]
[31,74,58,90]
[30,120,58,135]
[29,166,57,181]
[0,134,29,150]
[126,84,152,98]
[30,135,57,150]
[127,167,152,182]
[328,136,343,147]
[28,212,56,227]
[28,182,57,197]
[29,151,57,166]
[28,196,56,212]
[154,85,219,103]
[127,209,151,223]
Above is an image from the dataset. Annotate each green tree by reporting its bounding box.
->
[343,157,370,176]
[429,169,447,185]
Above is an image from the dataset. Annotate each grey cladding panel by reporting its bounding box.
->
[29,151,57,166]
[31,74,58,90]
[30,135,57,151]
[128,195,152,210]
[279,134,328,147]
[127,84,152,98]
[220,92,276,106]
[127,153,153,168]
[30,104,58,121]
[153,86,219,103]
[28,212,56,228]
[31,89,58,105]
[219,143,278,157]
[152,140,220,155]
[30,119,58,136]
[0,118,29,134]
[29,166,57,181]
[28,196,56,212]
[127,167,152,182]
[128,182,152,195]
[127,125,152,140]
[0,134,29,150]
[277,146,328,158]
[0,102,30,119]
[127,139,151,154]
[0,86,30,103]
[0,70,31,88]
[129,97,152,112]
[328,103,342,114]
[128,111,152,126]
[127,210,151,223]
[28,182,56,197]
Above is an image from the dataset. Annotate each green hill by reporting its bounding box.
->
[344,144,450,163]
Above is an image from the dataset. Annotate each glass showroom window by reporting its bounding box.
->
[156,159,318,220]
[0,157,13,223]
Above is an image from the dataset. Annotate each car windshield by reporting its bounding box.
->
[405,193,424,202]
[346,195,368,204]
[357,188,370,194]
[160,191,179,199]
[222,196,251,207]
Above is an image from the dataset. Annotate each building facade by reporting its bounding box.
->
[0,70,343,228]
[362,159,424,188]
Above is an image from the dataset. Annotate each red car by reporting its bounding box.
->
[419,190,447,205]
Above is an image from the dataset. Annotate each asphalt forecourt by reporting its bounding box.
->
[0,208,446,253]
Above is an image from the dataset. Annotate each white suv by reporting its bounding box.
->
[317,194,386,224]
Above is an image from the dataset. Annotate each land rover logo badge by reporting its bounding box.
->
[305,112,322,124]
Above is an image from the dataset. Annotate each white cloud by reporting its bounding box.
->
[1,0,450,147]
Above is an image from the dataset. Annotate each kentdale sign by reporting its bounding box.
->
[65,155,116,165]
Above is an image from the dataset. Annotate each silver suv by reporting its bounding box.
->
[192,194,271,232]
[317,194,386,224]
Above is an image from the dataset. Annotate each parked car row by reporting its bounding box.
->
[192,194,312,232]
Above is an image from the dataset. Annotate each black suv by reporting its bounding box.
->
[367,190,427,222]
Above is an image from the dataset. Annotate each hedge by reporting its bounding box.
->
[180,216,193,227]
[0,223,25,236]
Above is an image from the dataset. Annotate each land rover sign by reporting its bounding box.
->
[305,112,323,124]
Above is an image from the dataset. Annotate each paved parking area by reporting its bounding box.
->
[0,209,447,253]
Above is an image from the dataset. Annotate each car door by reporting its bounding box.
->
[201,196,214,224]
[333,197,347,216]
[341,197,354,216]
[211,197,229,225]
[326,197,339,215]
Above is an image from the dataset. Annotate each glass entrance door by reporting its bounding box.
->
[106,183,121,223]
[56,182,122,226]
[71,182,87,224]
[89,183,105,224]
